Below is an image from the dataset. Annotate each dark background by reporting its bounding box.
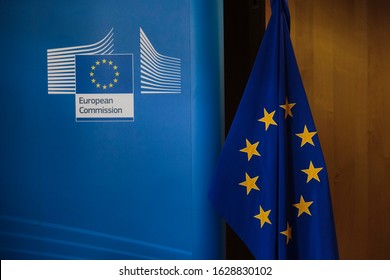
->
[224,0,265,259]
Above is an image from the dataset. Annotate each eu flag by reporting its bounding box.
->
[209,0,338,259]
[76,54,134,94]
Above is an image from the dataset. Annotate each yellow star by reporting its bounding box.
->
[102,59,107,64]
[115,71,120,77]
[239,139,260,161]
[91,79,96,84]
[239,172,260,195]
[280,222,292,245]
[113,78,118,83]
[280,97,296,118]
[109,83,113,88]
[301,161,323,183]
[89,72,94,77]
[296,125,317,147]
[108,60,113,65]
[103,85,107,90]
[95,61,100,65]
[96,83,101,88]
[254,206,272,228]
[258,108,277,131]
[293,195,313,217]
[113,65,118,70]
[91,65,96,70]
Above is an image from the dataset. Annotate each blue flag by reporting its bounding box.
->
[76,54,134,94]
[209,0,338,259]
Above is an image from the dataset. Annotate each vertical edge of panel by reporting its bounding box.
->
[190,0,225,259]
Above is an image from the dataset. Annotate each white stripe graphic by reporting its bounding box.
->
[140,28,181,94]
[47,29,114,94]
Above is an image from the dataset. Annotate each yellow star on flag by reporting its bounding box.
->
[280,222,292,245]
[293,195,313,217]
[296,125,317,147]
[254,206,272,228]
[280,97,296,118]
[239,172,260,195]
[301,161,323,183]
[258,108,277,131]
[240,139,260,161]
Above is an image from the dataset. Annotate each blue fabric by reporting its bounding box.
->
[209,0,338,259]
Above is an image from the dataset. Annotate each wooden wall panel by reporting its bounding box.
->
[367,1,390,260]
[265,0,390,259]
[330,0,370,259]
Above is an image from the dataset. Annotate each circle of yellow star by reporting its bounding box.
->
[239,172,260,195]
[280,222,292,245]
[239,139,260,161]
[301,161,323,183]
[258,108,277,131]
[296,125,317,147]
[293,195,313,217]
[280,97,296,118]
[254,206,272,228]
[89,58,119,88]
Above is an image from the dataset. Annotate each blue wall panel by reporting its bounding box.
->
[0,0,224,259]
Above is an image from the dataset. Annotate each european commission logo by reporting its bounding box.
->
[75,54,134,122]
[47,28,181,122]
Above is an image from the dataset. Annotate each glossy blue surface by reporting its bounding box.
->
[0,0,224,259]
